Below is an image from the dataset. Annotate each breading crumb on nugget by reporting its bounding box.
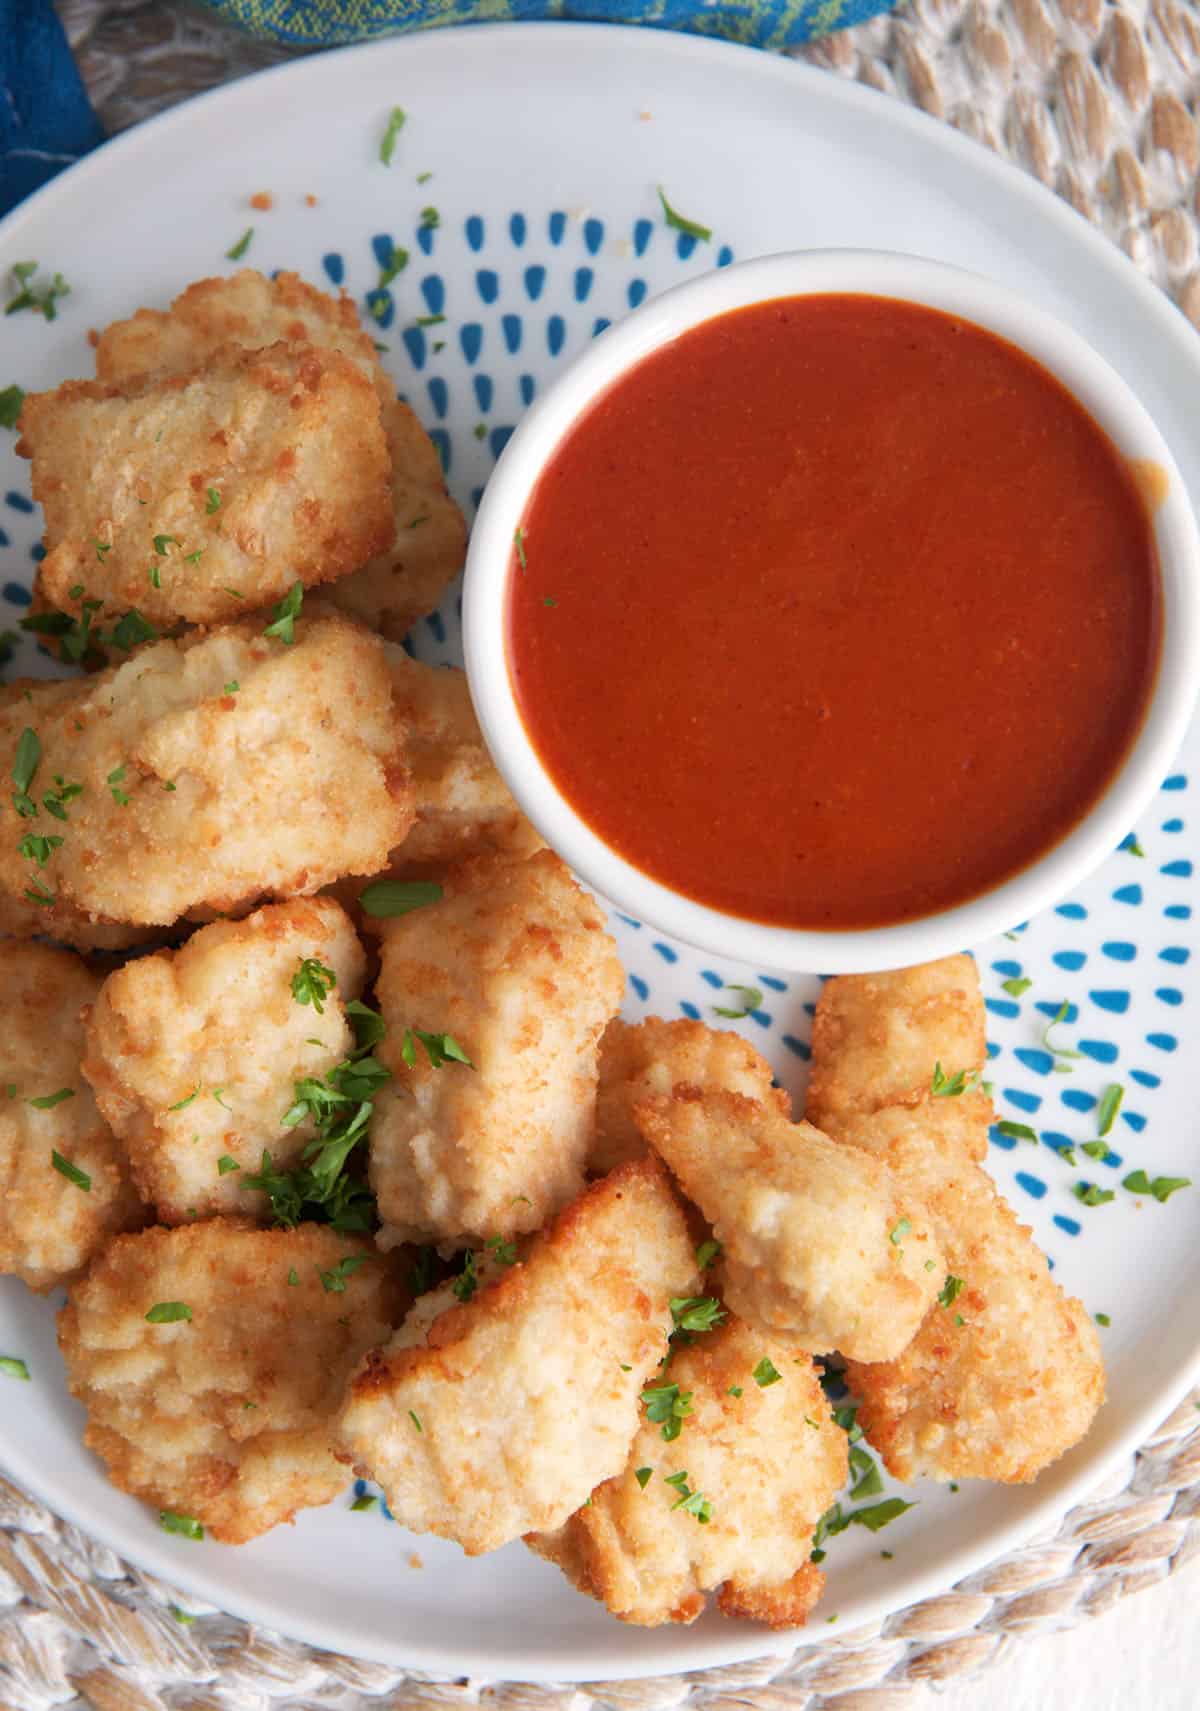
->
[58,1221,406,1543]
[335,1157,699,1555]
[82,898,367,1224]
[0,611,412,929]
[369,850,624,1248]
[94,269,464,640]
[20,340,394,629]
[0,944,144,1292]
[809,957,1105,1484]
[635,1087,944,1363]
[527,1316,846,1627]
[592,1016,789,1175]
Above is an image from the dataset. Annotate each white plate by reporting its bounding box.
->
[1,21,1198,1684]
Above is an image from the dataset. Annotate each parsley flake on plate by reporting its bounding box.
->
[359,878,442,918]
[159,1510,204,1540]
[1097,1083,1124,1137]
[713,984,762,1020]
[1001,976,1032,998]
[0,385,24,429]
[1042,1000,1082,1070]
[226,228,254,262]
[379,106,407,165]
[1123,1169,1191,1203]
[995,1119,1037,1144]
[351,1493,378,1511]
[0,1355,30,1381]
[513,527,528,570]
[6,261,70,321]
[145,1302,192,1324]
[1073,1182,1115,1208]
[656,187,712,242]
[291,956,337,1014]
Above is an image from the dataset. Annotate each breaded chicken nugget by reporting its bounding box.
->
[20,341,394,628]
[95,271,464,640]
[809,959,1104,1483]
[58,1221,405,1543]
[81,899,367,1223]
[95,269,387,399]
[635,1088,943,1363]
[0,944,144,1291]
[527,1316,845,1628]
[370,850,623,1248]
[325,399,466,643]
[335,1157,698,1555]
[809,953,991,1140]
[0,611,411,929]
[592,1017,789,1175]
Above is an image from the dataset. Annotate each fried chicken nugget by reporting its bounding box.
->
[635,1088,944,1363]
[0,611,411,929]
[20,341,394,628]
[335,1157,698,1555]
[370,850,623,1248]
[592,1017,789,1175]
[0,944,143,1291]
[808,958,1105,1484]
[96,270,464,640]
[58,1221,406,1543]
[527,1316,846,1627]
[81,899,367,1223]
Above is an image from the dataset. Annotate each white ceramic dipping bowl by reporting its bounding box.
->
[463,249,1200,973]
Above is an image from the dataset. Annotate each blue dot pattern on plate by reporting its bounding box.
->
[0,204,1194,1280]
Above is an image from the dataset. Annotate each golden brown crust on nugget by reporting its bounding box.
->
[58,1221,406,1543]
[527,1317,845,1627]
[0,943,144,1291]
[336,1158,698,1555]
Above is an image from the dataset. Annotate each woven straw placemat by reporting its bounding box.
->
[1,3,1197,1705]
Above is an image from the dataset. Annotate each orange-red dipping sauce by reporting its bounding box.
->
[507,295,1162,929]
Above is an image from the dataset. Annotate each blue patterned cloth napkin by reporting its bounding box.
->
[1,0,895,220]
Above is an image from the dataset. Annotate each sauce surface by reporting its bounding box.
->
[507,295,1162,929]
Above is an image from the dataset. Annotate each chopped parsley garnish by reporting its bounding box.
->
[712,984,763,1020]
[656,187,712,242]
[351,1493,378,1511]
[107,765,130,806]
[316,1254,369,1293]
[513,527,527,570]
[6,261,70,321]
[812,1495,917,1557]
[152,534,177,557]
[543,596,557,607]
[185,550,204,566]
[206,487,221,514]
[996,1120,1037,1144]
[669,1296,725,1334]
[12,726,40,818]
[409,1409,423,1432]
[938,1275,965,1309]
[287,1267,300,1287]
[853,1498,917,1532]
[264,580,303,644]
[217,1155,240,1175]
[170,1607,195,1625]
[663,1470,713,1523]
[1042,1001,1082,1070]
[19,833,62,868]
[753,1356,782,1387]
[109,610,158,651]
[1123,1169,1191,1203]
[416,313,445,328]
[401,1029,473,1069]
[50,1150,89,1190]
[345,999,386,1051]
[145,1302,192,1324]
[888,1218,911,1246]
[30,1088,74,1110]
[223,681,239,695]
[931,1062,978,1097]
[24,882,54,907]
[848,1444,884,1500]
[359,878,442,918]
[291,956,337,1014]
[634,1466,653,1490]
[1081,1139,1110,1160]
[1073,1182,1115,1208]
[486,1235,518,1266]
[642,1382,693,1440]
[1097,1083,1124,1138]
[159,1511,204,1540]
[695,1238,722,1271]
[1126,835,1145,857]
[1001,976,1032,997]
[226,228,254,261]
[452,1249,479,1303]
[419,206,440,229]
[474,422,487,440]
[379,106,407,165]
[0,1355,30,1381]
[95,540,112,561]
[727,1385,743,1399]
[168,1090,199,1112]
[377,245,410,290]
[42,777,82,821]
[1096,1312,1111,1327]
[0,385,24,429]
